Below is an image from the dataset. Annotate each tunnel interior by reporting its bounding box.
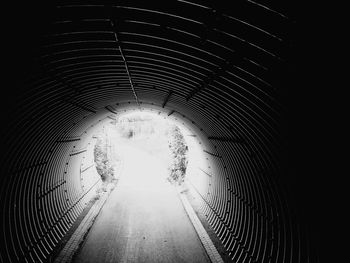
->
[0,1,321,262]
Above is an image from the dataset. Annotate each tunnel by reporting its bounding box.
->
[0,1,321,262]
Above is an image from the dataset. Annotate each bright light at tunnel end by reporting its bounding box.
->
[95,109,210,193]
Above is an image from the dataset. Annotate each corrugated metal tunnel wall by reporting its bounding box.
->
[0,1,319,262]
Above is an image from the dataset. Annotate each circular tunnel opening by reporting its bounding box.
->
[90,109,210,195]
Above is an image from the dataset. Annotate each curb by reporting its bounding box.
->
[177,186,225,263]
[53,184,115,263]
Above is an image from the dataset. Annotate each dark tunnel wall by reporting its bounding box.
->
[0,1,321,262]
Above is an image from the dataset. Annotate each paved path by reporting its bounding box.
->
[74,142,211,263]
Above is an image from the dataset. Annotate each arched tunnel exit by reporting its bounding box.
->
[0,1,322,263]
[66,108,220,263]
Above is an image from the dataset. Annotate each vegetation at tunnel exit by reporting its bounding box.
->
[115,114,189,185]
[94,134,115,183]
[167,125,188,185]
[94,114,189,187]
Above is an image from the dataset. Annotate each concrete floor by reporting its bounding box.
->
[74,140,210,263]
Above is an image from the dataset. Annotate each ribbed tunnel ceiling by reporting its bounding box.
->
[0,1,318,263]
[20,0,291,167]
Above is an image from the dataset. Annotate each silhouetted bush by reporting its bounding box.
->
[168,126,188,185]
[94,136,115,183]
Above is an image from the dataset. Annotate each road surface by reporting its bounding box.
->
[74,140,210,263]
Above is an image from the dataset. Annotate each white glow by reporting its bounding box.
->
[99,110,208,196]
[117,139,170,193]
